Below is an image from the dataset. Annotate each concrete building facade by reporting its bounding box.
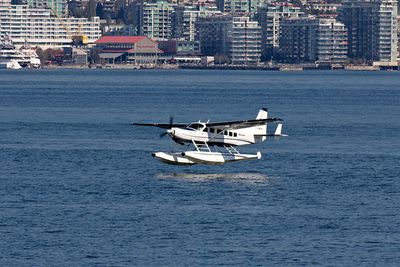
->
[280,16,348,64]
[231,16,261,65]
[196,14,261,64]
[0,1,101,48]
[217,0,263,13]
[27,0,67,17]
[95,36,162,64]
[172,5,222,42]
[340,0,398,63]
[256,3,303,60]
[316,18,348,64]
[279,17,318,63]
[137,1,176,40]
[195,14,233,58]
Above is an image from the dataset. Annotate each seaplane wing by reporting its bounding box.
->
[205,118,283,129]
[133,122,187,129]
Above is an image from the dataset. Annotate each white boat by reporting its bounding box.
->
[0,36,23,69]
[19,43,41,68]
[4,60,22,69]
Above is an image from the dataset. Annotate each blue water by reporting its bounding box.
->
[0,69,399,266]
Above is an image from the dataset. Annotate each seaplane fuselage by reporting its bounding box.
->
[168,123,267,147]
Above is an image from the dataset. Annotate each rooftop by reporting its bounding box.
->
[95,36,148,44]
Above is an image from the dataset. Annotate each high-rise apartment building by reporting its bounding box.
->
[0,1,101,48]
[280,16,348,64]
[137,1,176,40]
[217,0,263,14]
[195,14,232,57]
[27,0,67,17]
[231,16,261,65]
[340,0,398,63]
[279,17,318,63]
[172,5,222,41]
[316,18,348,64]
[196,14,261,64]
[256,2,303,60]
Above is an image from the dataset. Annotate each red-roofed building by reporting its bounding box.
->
[94,36,163,65]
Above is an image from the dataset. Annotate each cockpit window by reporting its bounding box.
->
[186,123,205,131]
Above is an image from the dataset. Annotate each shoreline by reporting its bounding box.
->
[39,63,397,71]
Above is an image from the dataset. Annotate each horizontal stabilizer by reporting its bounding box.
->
[254,123,288,137]
[274,123,288,136]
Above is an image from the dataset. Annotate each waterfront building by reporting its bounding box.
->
[195,14,233,59]
[280,16,348,64]
[27,0,67,17]
[0,1,101,48]
[158,39,201,56]
[279,16,318,63]
[94,35,163,64]
[231,16,261,65]
[217,0,264,13]
[102,23,137,36]
[256,2,303,60]
[172,5,222,42]
[340,0,398,63]
[398,15,400,62]
[63,47,88,65]
[316,18,348,64]
[137,1,176,40]
[196,14,261,64]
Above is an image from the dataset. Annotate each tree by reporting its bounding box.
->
[116,7,125,23]
[96,3,105,19]
[68,0,85,18]
[87,0,96,19]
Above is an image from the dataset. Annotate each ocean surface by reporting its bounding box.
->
[0,69,399,266]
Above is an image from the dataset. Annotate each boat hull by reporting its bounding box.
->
[0,60,22,69]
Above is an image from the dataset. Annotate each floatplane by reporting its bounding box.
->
[133,108,287,165]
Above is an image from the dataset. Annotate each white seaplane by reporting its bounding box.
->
[133,108,287,165]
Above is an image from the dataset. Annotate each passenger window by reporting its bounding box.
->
[234,133,237,137]
[229,132,233,136]
[217,129,222,134]
[210,128,214,133]
[224,131,227,135]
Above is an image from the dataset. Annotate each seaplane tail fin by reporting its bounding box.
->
[255,109,268,142]
[256,108,268,120]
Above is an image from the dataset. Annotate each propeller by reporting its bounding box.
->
[159,116,175,139]
[159,132,168,139]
